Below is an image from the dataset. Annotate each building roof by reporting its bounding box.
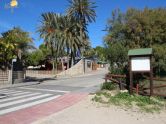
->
[128,48,152,56]
[97,61,107,64]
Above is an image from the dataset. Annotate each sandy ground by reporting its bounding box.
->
[33,95,166,124]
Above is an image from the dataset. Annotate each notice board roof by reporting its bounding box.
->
[128,48,152,56]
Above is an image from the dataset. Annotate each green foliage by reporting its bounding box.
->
[83,46,95,58]
[39,44,51,55]
[38,0,96,67]
[0,27,33,69]
[105,42,128,74]
[93,92,166,113]
[94,46,106,61]
[26,50,44,66]
[104,8,166,76]
[109,92,165,112]
[25,44,52,66]
[67,0,96,24]
[153,44,166,76]
[101,82,117,90]
[83,46,106,62]
[38,13,89,67]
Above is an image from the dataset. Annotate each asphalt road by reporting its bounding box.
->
[0,69,107,116]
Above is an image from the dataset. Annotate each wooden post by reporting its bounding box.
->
[150,55,153,96]
[130,71,133,94]
[105,78,107,83]
[129,57,133,94]
[136,83,139,95]
[119,79,122,90]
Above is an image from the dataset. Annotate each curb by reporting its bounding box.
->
[0,81,41,89]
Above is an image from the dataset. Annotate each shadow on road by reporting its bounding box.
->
[25,76,57,83]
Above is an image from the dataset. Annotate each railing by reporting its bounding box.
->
[104,73,127,90]
[104,73,166,97]
[142,78,166,97]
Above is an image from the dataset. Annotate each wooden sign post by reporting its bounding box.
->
[128,48,153,96]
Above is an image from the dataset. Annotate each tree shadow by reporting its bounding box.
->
[25,76,57,83]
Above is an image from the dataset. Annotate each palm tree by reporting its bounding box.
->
[67,0,96,57]
[67,0,96,25]
[38,12,88,69]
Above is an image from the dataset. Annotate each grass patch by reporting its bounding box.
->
[101,82,118,90]
[92,91,166,113]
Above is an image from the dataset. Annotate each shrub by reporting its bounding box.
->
[101,82,117,90]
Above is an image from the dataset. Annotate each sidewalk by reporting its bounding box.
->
[32,95,166,124]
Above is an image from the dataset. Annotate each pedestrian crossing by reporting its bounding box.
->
[18,87,70,93]
[0,88,61,116]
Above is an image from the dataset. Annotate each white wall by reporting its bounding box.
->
[57,59,84,77]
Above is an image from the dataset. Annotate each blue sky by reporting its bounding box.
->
[0,0,166,48]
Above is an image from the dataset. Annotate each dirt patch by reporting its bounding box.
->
[33,95,166,124]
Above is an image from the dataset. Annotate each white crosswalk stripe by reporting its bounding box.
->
[0,88,61,116]
[0,89,14,92]
[8,91,31,96]
[0,89,19,93]
[0,90,23,94]
[0,95,60,116]
[0,92,40,103]
[0,94,52,108]
[18,87,70,93]
[0,92,30,97]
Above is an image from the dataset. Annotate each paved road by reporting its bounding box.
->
[0,69,107,116]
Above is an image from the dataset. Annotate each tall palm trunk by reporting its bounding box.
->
[67,48,70,69]
[61,57,64,72]
[70,50,74,67]
[55,54,58,75]
[51,42,55,74]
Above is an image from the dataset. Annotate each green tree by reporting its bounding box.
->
[67,0,96,55]
[25,44,52,67]
[83,46,95,58]
[105,42,128,74]
[26,50,44,66]
[67,0,96,25]
[38,13,88,67]
[2,27,33,60]
[104,8,166,75]
[0,27,33,69]
[94,46,106,61]
[0,37,14,69]
[152,44,166,76]
[38,0,96,70]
